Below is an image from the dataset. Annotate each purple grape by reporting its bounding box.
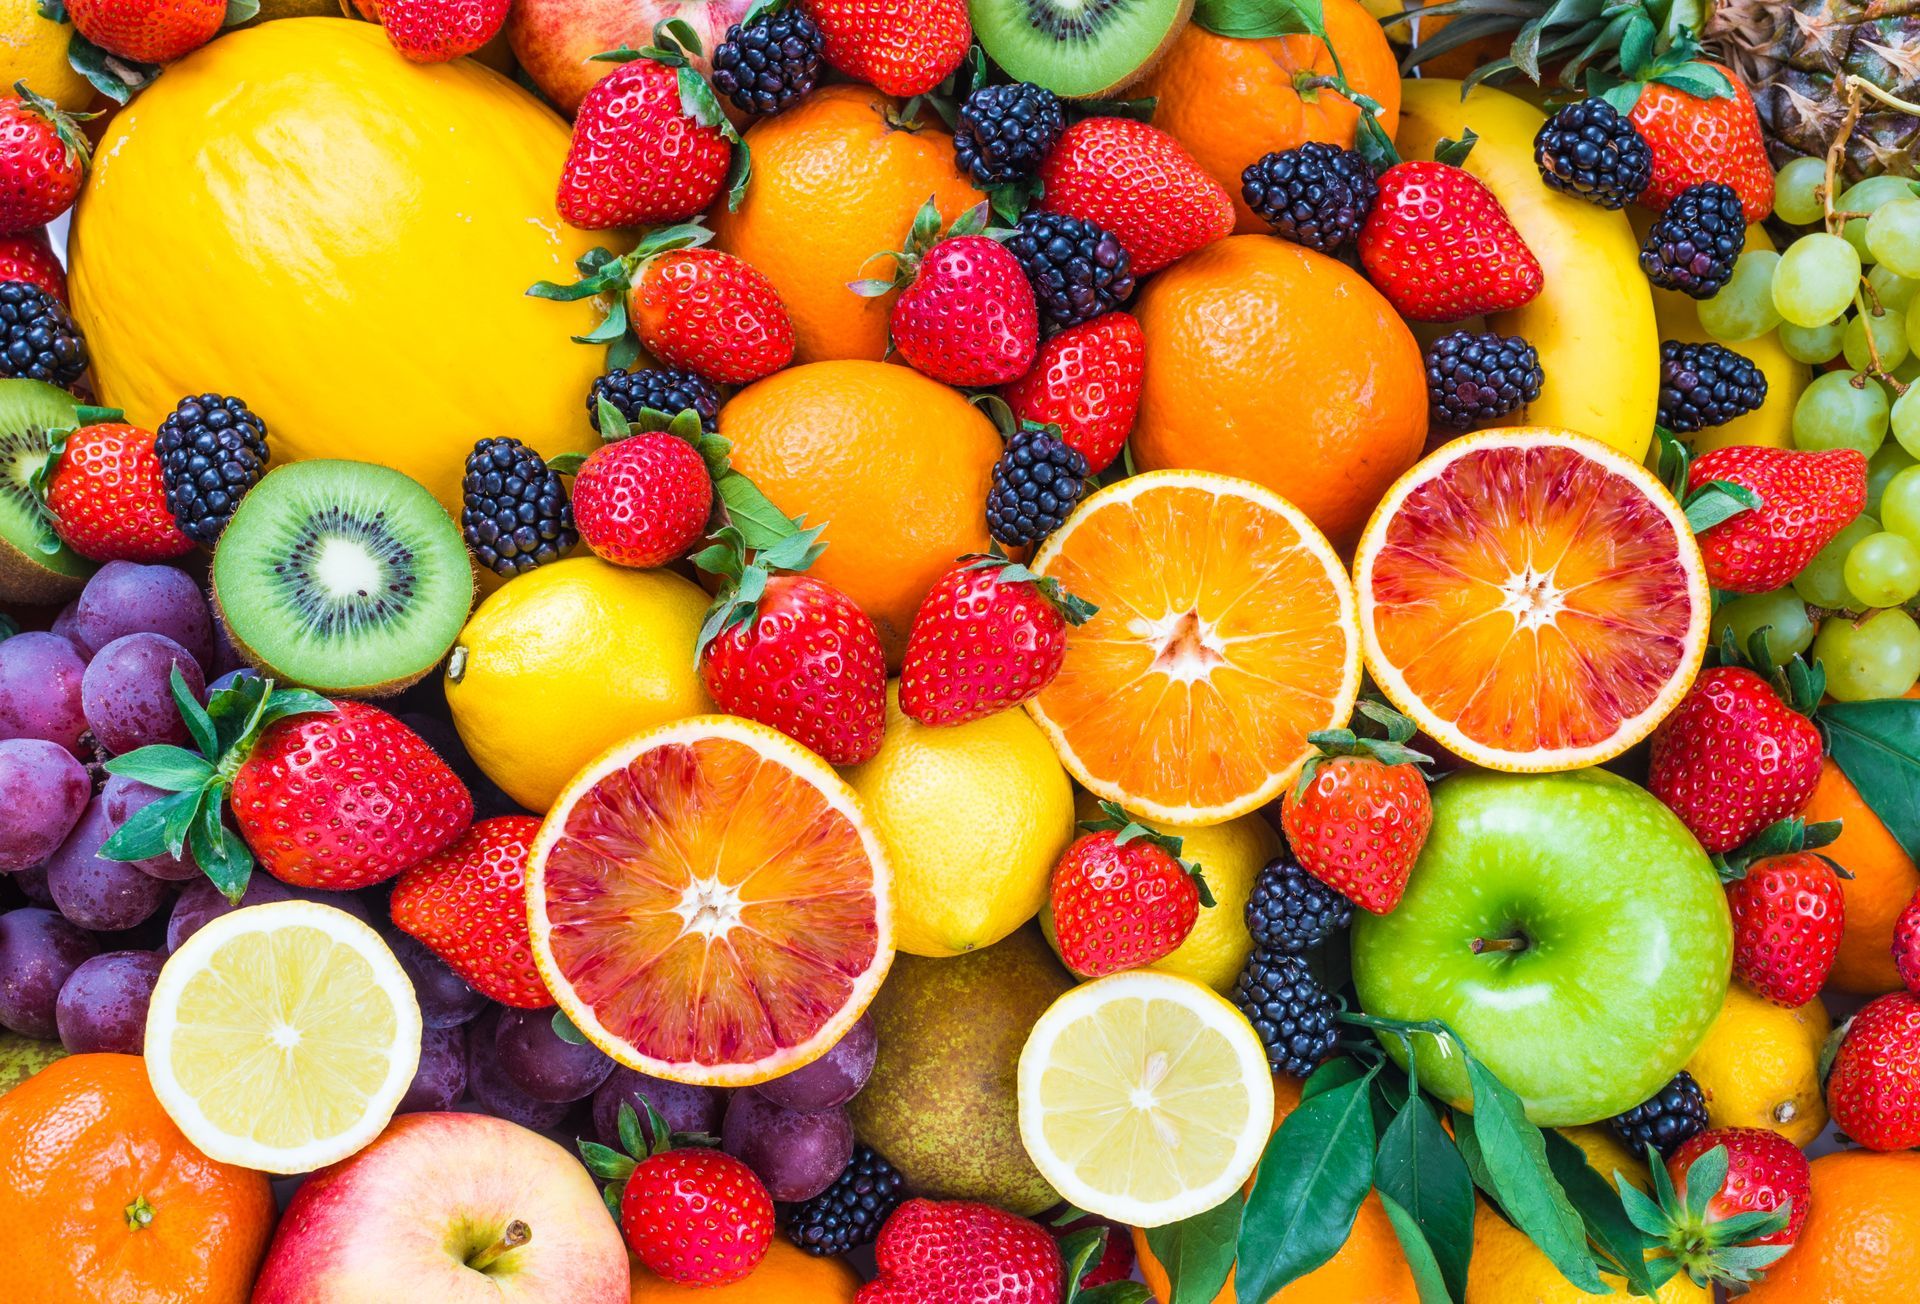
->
[0,738,90,871]
[49,600,85,655]
[54,948,162,1054]
[398,1023,468,1113]
[0,632,88,755]
[721,1089,853,1202]
[387,930,489,1029]
[81,633,204,756]
[494,1005,614,1102]
[754,1013,876,1112]
[466,1010,569,1131]
[100,774,201,882]
[69,562,214,670]
[166,874,292,951]
[12,861,51,906]
[205,667,259,698]
[45,798,169,931]
[0,907,98,1037]
[591,1067,724,1150]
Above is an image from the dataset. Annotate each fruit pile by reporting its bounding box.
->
[4,0,1920,1300]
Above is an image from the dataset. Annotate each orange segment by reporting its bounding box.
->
[528,716,893,1086]
[1028,470,1362,826]
[1355,428,1710,771]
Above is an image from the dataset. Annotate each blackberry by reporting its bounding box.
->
[784,1145,906,1257]
[1003,212,1135,336]
[710,8,824,117]
[0,280,86,389]
[1245,857,1353,955]
[1658,340,1768,433]
[952,82,1066,188]
[153,395,271,545]
[1240,143,1379,253]
[1425,331,1544,430]
[986,427,1088,548]
[1639,182,1746,299]
[460,436,577,578]
[1607,1071,1709,1158]
[588,367,721,434]
[1532,99,1653,210]
[1231,949,1339,1079]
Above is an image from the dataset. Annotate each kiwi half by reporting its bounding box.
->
[0,378,95,605]
[969,0,1194,99]
[211,459,473,696]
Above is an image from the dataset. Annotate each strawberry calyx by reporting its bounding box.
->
[693,521,828,661]
[1708,625,1824,718]
[958,549,1098,626]
[578,1097,722,1219]
[38,8,162,106]
[1654,427,1763,537]
[1431,130,1477,169]
[10,80,98,171]
[527,223,716,368]
[849,197,997,297]
[1588,18,1737,119]
[94,668,334,902]
[1714,816,1847,884]
[1078,799,1214,907]
[1615,1142,1791,1289]
[1295,699,1432,798]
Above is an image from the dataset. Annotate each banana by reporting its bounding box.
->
[1396,79,1660,461]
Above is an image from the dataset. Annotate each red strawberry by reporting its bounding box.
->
[1668,1127,1810,1246]
[45,422,195,563]
[999,312,1143,475]
[67,0,224,63]
[1357,160,1544,322]
[898,553,1093,726]
[1686,445,1867,595]
[1648,665,1822,855]
[1279,706,1432,913]
[1608,60,1773,222]
[622,1148,773,1286]
[1727,851,1845,1007]
[1623,1125,1806,1289]
[1038,118,1235,275]
[1055,1217,1135,1290]
[802,0,968,97]
[571,420,713,568]
[389,815,552,1009]
[0,228,67,301]
[631,247,794,386]
[1894,888,1920,994]
[1827,990,1920,1151]
[378,0,509,62]
[858,1199,1064,1304]
[0,89,89,237]
[1049,803,1211,978]
[863,202,1036,387]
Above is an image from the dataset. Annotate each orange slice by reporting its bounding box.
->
[527,716,893,1087]
[1353,428,1710,771]
[1027,470,1362,826]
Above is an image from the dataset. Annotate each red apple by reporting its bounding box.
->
[506,0,753,115]
[252,1112,629,1303]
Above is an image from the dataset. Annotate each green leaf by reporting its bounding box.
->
[616,1101,645,1158]
[1193,0,1324,40]
[188,811,253,904]
[38,0,67,22]
[726,139,752,212]
[1373,1093,1474,1302]
[1540,1129,1657,1296]
[161,785,208,860]
[1821,699,1920,862]
[96,795,179,863]
[0,613,14,642]
[223,0,259,24]
[1235,1066,1378,1302]
[66,32,160,105]
[577,1140,638,1182]
[548,452,588,476]
[573,298,631,347]
[103,745,214,793]
[1143,1198,1241,1304]
[1077,1286,1152,1304]
[171,665,219,761]
[1298,1054,1370,1103]
[552,1010,590,1045]
[1376,1193,1456,1304]
[1651,64,1733,100]
[256,687,333,733]
[716,469,813,553]
[1059,1227,1110,1300]
[1683,480,1761,534]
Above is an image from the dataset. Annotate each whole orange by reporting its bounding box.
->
[709,85,984,364]
[716,360,1000,660]
[1133,1075,1416,1304]
[1744,1149,1920,1303]
[629,1240,861,1300]
[0,1053,275,1304]
[1131,235,1428,548]
[1137,0,1403,232]
[1804,756,1920,994]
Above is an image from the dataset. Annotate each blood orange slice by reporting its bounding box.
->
[1027,470,1362,827]
[527,716,893,1086]
[1354,428,1710,771]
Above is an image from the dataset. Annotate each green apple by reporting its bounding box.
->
[1351,769,1730,1126]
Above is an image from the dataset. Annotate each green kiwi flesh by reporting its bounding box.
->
[211,459,473,696]
[968,0,1194,99]
[0,378,95,605]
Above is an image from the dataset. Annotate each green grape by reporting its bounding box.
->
[1773,157,1828,226]
[1869,443,1917,515]
[1882,463,1920,541]
[1899,355,1920,385]
[1711,589,1816,665]
[1870,264,1917,316]
[1910,293,1920,353]
[1845,531,1920,607]
[1779,319,1846,364]
[1840,177,1920,261]
[1896,387,1920,459]
[1867,197,1920,278]
[1699,250,1782,342]
[1773,233,1863,327]
[1814,607,1920,700]
[1795,514,1881,607]
[1792,369,1890,455]
[1845,307,1912,372]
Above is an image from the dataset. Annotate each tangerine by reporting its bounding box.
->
[628,1240,861,1301]
[1805,756,1920,994]
[1745,1149,1920,1303]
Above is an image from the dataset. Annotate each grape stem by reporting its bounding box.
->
[1853,289,1909,396]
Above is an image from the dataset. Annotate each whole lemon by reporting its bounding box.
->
[0,7,92,111]
[1685,984,1830,1147]
[445,558,713,813]
[67,18,604,515]
[1467,1197,1709,1303]
[844,691,1075,957]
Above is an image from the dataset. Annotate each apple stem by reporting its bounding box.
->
[1470,935,1528,955]
[467,1221,531,1273]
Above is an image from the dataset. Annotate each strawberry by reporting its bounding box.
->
[1619,1126,1804,1288]
[0,88,89,237]
[1048,801,1212,978]
[802,0,968,98]
[1055,1216,1135,1290]
[0,228,68,302]
[1279,703,1432,914]
[1685,445,1867,595]
[1357,158,1544,322]
[44,422,195,563]
[1894,888,1920,995]
[1726,848,1845,1007]
[389,815,553,1010]
[858,1199,1064,1304]
[898,553,1094,726]
[999,312,1143,475]
[66,0,225,63]
[1037,118,1235,276]
[622,1148,772,1286]
[1827,990,1920,1151]
[856,201,1036,387]
[569,403,714,569]
[556,25,736,230]
[377,0,509,63]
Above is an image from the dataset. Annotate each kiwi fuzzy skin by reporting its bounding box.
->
[0,537,91,605]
